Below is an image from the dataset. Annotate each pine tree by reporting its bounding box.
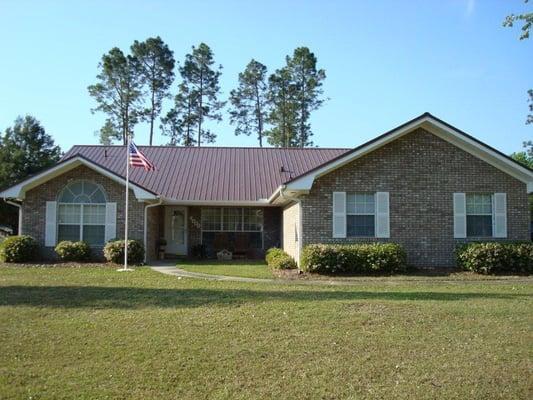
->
[286,47,326,147]
[180,43,224,146]
[266,47,326,147]
[160,82,198,146]
[88,47,143,145]
[131,37,175,145]
[228,59,269,146]
[266,67,298,147]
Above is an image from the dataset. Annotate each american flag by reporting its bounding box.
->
[129,141,155,171]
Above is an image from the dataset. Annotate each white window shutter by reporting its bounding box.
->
[453,193,467,238]
[332,192,346,238]
[375,192,390,238]
[105,202,117,242]
[45,201,57,247]
[493,193,507,238]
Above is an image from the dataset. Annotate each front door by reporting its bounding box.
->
[165,206,187,255]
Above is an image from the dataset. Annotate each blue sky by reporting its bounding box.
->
[0,0,531,154]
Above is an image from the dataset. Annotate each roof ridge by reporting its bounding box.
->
[68,145,352,150]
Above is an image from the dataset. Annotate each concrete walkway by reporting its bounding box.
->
[149,263,533,286]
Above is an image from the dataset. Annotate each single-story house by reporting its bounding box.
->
[1,113,532,267]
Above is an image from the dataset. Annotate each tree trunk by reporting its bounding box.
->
[149,88,156,146]
[254,82,263,147]
[300,73,306,148]
[198,68,203,147]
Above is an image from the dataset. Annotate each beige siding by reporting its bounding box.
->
[283,202,300,262]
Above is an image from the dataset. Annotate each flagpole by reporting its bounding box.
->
[119,134,133,272]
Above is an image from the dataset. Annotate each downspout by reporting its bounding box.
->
[144,198,163,263]
[279,185,303,269]
[6,200,22,235]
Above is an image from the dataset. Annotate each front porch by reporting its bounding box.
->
[146,205,281,261]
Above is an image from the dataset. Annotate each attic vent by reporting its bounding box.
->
[280,166,286,173]
[104,150,108,158]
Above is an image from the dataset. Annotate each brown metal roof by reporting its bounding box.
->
[63,146,350,202]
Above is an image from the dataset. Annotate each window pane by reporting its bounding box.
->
[83,205,106,224]
[346,194,356,214]
[347,215,375,237]
[58,204,81,224]
[466,194,492,215]
[59,181,106,203]
[58,225,80,242]
[201,208,222,231]
[223,208,242,231]
[90,189,106,203]
[83,225,105,246]
[69,181,83,196]
[59,189,75,203]
[243,208,263,231]
[347,193,375,214]
[467,215,492,237]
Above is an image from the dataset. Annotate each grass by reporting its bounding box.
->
[179,260,274,279]
[0,265,532,399]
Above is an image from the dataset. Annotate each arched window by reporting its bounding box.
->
[57,181,107,246]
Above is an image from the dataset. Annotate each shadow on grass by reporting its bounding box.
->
[0,286,530,309]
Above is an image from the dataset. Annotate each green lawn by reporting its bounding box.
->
[0,266,532,399]
[179,260,274,279]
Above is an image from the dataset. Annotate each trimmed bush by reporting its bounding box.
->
[301,243,407,275]
[0,235,38,263]
[265,248,285,265]
[103,240,145,265]
[265,247,297,270]
[270,254,297,270]
[456,242,533,274]
[54,241,91,262]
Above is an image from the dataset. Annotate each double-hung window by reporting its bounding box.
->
[57,181,107,246]
[466,194,492,237]
[346,193,375,237]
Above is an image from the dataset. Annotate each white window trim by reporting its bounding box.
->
[57,202,107,246]
[465,193,494,238]
[346,193,376,238]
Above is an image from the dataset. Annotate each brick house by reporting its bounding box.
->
[1,113,532,267]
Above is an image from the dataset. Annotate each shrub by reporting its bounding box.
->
[301,243,407,275]
[270,253,297,270]
[265,247,297,269]
[103,239,145,265]
[0,235,38,263]
[54,241,91,262]
[265,248,285,264]
[456,242,533,274]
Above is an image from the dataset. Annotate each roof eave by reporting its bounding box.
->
[285,114,533,191]
[0,156,157,201]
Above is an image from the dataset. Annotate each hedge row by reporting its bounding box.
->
[301,243,407,274]
[265,248,297,270]
[0,235,145,265]
[456,242,533,274]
